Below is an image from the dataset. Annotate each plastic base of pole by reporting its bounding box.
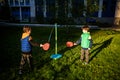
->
[50,54,62,59]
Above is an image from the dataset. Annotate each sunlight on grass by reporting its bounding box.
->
[0,27,120,80]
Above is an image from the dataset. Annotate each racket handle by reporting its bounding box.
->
[40,44,43,47]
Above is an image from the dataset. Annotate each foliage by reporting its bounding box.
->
[36,0,99,25]
[0,26,120,80]
[86,0,99,17]
[0,0,11,20]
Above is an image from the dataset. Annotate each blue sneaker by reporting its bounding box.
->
[18,70,22,75]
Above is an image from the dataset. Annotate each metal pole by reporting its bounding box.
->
[50,23,62,59]
[55,23,57,54]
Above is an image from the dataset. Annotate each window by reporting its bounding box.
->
[10,0,13,5]
[25,0,30,5]
[20,0,24,5]
[15,0,19,5]
[11,7,20,20]
[21,7,30,21]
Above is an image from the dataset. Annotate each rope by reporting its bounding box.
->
[48,27,54,42]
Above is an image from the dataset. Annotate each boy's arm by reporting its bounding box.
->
[29,40,40,47]
[89,39,93,48]
[88,36,93,49]
[74,37,81,45]
[29,36,40,47]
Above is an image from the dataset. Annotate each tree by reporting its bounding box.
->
[0,0,10,21]
[84,0,99,24]
[36,0,99,24]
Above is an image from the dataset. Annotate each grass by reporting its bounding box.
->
[0,26,120,80]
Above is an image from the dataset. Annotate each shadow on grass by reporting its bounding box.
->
[58,45,80,64]
[58,45,79,55]
[89,37,113,62]
[35,43,78,70]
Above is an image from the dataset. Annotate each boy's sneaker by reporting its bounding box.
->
[18,70,22,75]
[84,62,88,65]
[82,62,88,65]
[80,59,83,63]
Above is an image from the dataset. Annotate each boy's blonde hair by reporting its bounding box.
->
[23,26,31,33]
[82,25,90,31]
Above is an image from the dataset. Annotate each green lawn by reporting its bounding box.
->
[0,26,120,80]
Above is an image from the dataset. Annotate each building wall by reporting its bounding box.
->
[8,0,35,22]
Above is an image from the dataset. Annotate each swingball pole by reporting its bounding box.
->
[50,23,62,59]
[55,23,57,54]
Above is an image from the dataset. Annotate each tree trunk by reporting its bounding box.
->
[55,0,58,19]
[83,0,87,17]
[68,0,72,18]
[114,0,120,26]
[43,0,47,18]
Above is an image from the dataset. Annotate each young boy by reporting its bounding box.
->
[19,26,42,74]
[74,25,92,64]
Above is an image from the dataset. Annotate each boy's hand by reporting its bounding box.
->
[74,43,77,45]
[88,48,91,50]
[40,44,43,47]
[29,36,32,41]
